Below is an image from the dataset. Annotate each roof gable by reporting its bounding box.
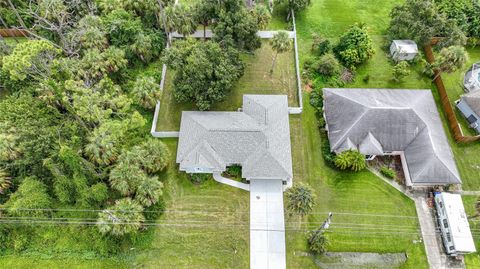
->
[324,88,461,185]
[177,95,293,180]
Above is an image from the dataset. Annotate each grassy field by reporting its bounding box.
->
[133,140,250,268]
[0,256,127,269]
[155,40,298,131]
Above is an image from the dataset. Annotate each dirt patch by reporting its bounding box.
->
[314,252,407,269]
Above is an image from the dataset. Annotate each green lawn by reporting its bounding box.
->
[462,196,480,268]
[0,256,127,269]
[441,47,480,137]
[133,140,250,268]
[155,40,298,131]
[285,97,427,268]
[149,0,428,268]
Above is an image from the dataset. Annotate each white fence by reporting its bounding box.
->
[151,10,304,136]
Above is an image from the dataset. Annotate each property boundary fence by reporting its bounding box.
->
[424,41,480,143]
[151,13,304,136]
[0,29,28,37]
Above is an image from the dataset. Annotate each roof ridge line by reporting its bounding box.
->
[331,108,369,150]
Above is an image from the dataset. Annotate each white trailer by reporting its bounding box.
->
[434,192,476,256]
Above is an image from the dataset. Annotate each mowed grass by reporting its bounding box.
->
[295,0,480,192]
[462,196,480,268]
[438,47,480,137]
[133,140,250,268]
[434,47,480,191]
[0,256,127,269]
[285,95,427,269]
[155,40,297,131]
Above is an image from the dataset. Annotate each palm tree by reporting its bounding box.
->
[251,4,272,30]
[109,163,144,196]
[84,129,119,166]
[173,5,197,37]
[135,139,170,174]
[334,150,366,172]
[308,228,328,255]
[432,45,469,81]
[0,133,21,161]
[131,76,161,109]
[135,176,163,207]
[0,169,12,194]
[286,183,316,217]
[97,198,145,236]
[163,5,177,45]
[269,31,292,74]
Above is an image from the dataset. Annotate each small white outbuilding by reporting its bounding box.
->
[390,40,418,61]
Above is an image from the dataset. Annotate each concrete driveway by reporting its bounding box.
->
[250,179,286,269]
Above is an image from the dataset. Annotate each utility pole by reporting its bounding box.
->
[320,212,333,230]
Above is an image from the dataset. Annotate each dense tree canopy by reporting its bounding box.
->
[163,39,244,110]
[4,177,52,217]
[388,0,467,47]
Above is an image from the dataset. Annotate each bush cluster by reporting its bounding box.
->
[380,166,396,179]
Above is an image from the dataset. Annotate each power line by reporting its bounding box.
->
[0,207,419,219]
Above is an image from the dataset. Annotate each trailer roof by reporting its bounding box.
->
[439,193,476,253]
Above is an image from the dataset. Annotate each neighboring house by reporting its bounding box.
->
[176,94,293,269]
[456,90,480,134]
[456,63,480,134]
[434,192,476,256]
[390,40,418,61]
[323,88,461,187]
[463,62,480,93]
[176,95,293,184]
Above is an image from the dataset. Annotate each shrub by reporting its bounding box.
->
[363,74,370,83]
[315,54,341,77]
[334,24,374,69]
[334,150,366,172]
[392,61,410,82]
[189,173,210,184]
[321,137,336,168]
[309,88,323,112]
[226,166,242,178]
[308,228,328,255]
[312,34,331,56]
[380,166,396,179]
[5,177,52,217]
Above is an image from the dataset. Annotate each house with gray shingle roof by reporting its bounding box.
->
[455,63,480,134]
[323,88,461,187]
[176,94,293,184]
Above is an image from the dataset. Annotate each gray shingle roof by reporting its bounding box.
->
[462,90,480,116]
[177,95,293,180]
[324,88,461,185]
